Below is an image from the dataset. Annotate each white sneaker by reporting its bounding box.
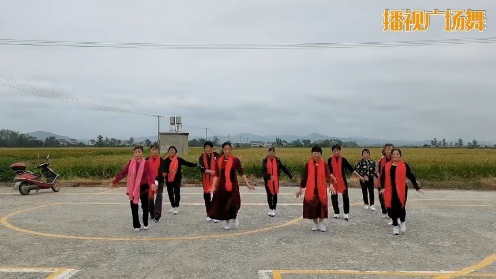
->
[134,228,140,232]
[312,224,318,231]
[370,205,376,211]
[318,223,326,232]
[224,224,230,230]
[232,218,239,228]
[143,225,149,230]
[173,208,179,215]
[364,205,369,209]
[344,214,349,221]
[333,214,339,218]
[388,218,400,226]
[206,217,212,222]
[168,208,175,213]
[268,210,274,216]
[381,214,388,218]
[400,222,406,233]
[213,219,218,223]
[393,226,400,235]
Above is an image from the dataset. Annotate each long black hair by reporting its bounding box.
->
[220,141,232,156]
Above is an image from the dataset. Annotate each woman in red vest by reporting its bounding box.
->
[379,148,423,235]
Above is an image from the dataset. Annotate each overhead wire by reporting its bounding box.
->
[0,37,495,49]
[0,75,156,116]
[1,36,494,121]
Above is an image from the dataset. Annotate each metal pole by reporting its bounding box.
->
[157,115,160,145]
[155,115,163,146]
[205,127,208,140]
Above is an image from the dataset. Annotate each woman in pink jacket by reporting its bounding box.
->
[112,145,157,231]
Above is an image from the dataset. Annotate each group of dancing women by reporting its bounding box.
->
[112,141,423,235]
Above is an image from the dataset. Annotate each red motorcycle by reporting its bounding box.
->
[10,154,60,195]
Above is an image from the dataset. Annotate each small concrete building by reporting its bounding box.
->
[159,132,189,155]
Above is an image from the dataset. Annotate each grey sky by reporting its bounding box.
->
[0,0,494,141]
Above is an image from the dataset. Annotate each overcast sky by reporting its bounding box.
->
[0,0,494,141]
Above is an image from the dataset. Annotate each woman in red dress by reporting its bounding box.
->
[208,142,255,230]
[296,146,335,232]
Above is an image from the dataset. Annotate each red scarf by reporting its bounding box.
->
[167,155,178,183]
[331,156,346,193]
[202,153,216,193]
[379,156,389,172]
[383,160,407,208]
[147,156,160,199]
[304,158,327,204]
[218,154,234,192]
[266,157,279,195]
[375,156,390,188]
[147,156,160,180]
[127,159,145,204]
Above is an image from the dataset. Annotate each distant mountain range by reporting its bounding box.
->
[27,131,76,141]
[25,130,494,147]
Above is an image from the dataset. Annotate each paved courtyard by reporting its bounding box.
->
[0,185,495,279]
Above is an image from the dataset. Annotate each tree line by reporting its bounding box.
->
[1,129,494,148]
[187,136,358,148]
[427,138,488,148]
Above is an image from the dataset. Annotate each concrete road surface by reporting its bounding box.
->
[0,185,495,279]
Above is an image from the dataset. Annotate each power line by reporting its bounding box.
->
[0,75,156,117]
[183,126,210,139]
[0,37,495,50]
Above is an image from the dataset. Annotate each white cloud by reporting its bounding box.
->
[0,0,494,141]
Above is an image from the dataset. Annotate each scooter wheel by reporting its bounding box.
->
[18,182,31,195]
[51,182,60,192]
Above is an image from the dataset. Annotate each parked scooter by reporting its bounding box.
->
[10,154,60,195]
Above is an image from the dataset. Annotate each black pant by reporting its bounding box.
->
[378,190,387,214]
[203,193,212,214]
[130,184,149,229]
[388,207,406,226]
[360,179,375,205]
[166,181,181,207]
[331,189,349,214]
[264,185,278,210]
[149,182,164,220]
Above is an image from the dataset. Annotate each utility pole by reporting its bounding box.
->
[155,115,164,146]
[205,127,209,140]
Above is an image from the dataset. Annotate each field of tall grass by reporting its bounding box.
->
[1,147,495,190]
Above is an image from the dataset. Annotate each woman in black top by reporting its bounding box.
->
[380,148,423,235]
[161,146,197,215]
[354,148,378,211]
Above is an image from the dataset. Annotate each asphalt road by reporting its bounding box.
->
[0,185,495,279]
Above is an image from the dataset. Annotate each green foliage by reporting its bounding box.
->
[1,147,495,190]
